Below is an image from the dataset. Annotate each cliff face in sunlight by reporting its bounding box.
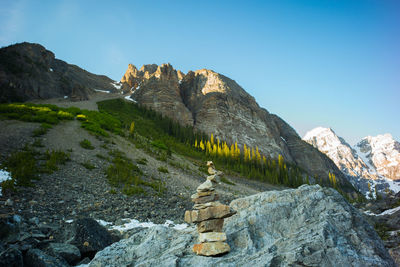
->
[121,63,356,194]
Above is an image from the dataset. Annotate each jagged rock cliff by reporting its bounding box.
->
[0,42,118,102]
[121,64,355,192]
[121,63,193,125]
[87,185,395,267]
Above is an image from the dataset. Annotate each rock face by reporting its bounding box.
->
[303,128,400,196]
[0,42,119,102]
[45,243,81,264]
[121,63,193,125]
[87,185,395,267]
[121,63,355,192]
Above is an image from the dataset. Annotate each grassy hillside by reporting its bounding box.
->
[0,99,360,200]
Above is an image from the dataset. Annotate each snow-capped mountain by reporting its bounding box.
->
[303,127,377,180]
[356,134,400,181]
[303,127,400,197]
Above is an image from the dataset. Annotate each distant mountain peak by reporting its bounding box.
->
[303,127,400,196]
[356,133,400,181]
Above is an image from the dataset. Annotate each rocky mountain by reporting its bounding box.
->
[356,134,400,181]
[87,185,395,267]
[0,42,120,102]
[0,43,357,194]
[303,127,400,197]
[121,63,356,194]
[303,127,377,179]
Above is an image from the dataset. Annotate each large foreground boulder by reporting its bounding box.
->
[87,185,395,266]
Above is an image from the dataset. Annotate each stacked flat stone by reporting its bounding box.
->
[184,161,236,256]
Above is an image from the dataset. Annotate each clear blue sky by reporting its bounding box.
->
[1,0,399,145]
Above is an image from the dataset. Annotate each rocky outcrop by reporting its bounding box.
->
[87,185,395,267]
[0,42,118,102]
[121,64,355,191]
[0,214,116,266]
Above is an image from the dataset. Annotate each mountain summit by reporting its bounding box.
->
[303,127,400,196]
[121,64,355,193]
[303,127,376,179]
[356,134,400,181]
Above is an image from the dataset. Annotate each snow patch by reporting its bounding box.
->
[95,218,188,232]
[124,95,136,103]
[303,127,332,141]
[386,179,400,193]
[388,161,399,167]
[172,223,188,230]
[0,169,12,196]
[111,82,122,90]
[364,205,400,216]
[94,89,110,93]
[353,145,377,173]
[49,68,53,72]
[97,219,113,227]
[64,218,188,232]
[280,136,286,143]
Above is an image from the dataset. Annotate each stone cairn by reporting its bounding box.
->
[184,161,236,256]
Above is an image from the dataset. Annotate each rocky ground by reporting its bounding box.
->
[0,93,284,266]
[88,185,397,267]
[356,193,400,265]
[0,93,398,266]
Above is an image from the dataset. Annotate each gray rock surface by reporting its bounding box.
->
[0,215,21,243]
[45,242,81,264]
[24,248,68,267]
[87,185,395,267]
[0,247,23,267]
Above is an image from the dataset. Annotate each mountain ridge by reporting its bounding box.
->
[0,42,118,103]
[0,42,357,195]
